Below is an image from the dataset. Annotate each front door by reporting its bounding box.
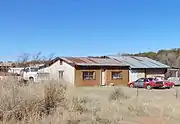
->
[101,70,106,86]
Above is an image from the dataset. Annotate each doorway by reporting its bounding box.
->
[101,69,106,86]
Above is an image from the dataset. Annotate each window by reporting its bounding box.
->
[59,71,64,79]
[144,78,149,82]
[31,68,39,72]
[136,78,145,82]
[112,72,123,80]
[82,71,95,80]
[147,78,154,81]
[24,68,30,72]
[60,60,63,65]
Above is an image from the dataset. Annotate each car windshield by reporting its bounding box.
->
[31,68,39,72]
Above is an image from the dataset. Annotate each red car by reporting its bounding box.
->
[162,80,175,89]
[128,78,174,90]
[153,76,175,89]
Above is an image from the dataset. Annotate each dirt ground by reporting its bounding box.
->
[67,86,180,124]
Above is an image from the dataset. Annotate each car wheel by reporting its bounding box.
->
[146,85,152,90]
[129,84,134,88]
[29,77,34,83]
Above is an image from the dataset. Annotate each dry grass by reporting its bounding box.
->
[0,78,180,124]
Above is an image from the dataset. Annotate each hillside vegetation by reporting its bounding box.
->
[124,48,180,68]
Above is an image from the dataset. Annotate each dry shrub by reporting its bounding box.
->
[44,83,67,114]
[68,96,89,114]
[109,88,129,101]
[0,79,66,122]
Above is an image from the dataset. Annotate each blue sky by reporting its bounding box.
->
[0,0,180,60]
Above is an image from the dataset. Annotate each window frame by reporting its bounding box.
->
[82,71,95,80]
[111,71,123,80]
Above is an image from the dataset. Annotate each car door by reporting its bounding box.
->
[136,78,145,88]
[134,79,139,87]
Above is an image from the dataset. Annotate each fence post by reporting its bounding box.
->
[136,82,139,97]
[176,89,178,99]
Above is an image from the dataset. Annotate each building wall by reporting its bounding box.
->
[74,67,129,86]
[129,69,145,82]
[146,68,167,78]
[137,70,145,79]
[62,61,75,85]
[105,69,129,86]
[39,60,75,84]
[129,68,167,81]
[74,69,101,86]
[39,60,61,80]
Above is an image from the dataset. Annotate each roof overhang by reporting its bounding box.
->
[130,67,170,70]
[76,64,130,67]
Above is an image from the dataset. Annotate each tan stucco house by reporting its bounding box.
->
[39,57,130,86]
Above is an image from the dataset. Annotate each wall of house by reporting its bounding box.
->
[128,68,168,81]
[105,69,129,86]
[39,60,61,80]
[62,61,75,85]
[74,69,101,86]
[74,66,129,86]
[137,70,145,79]
[146,68,167,78]
[129,69,145,82]
[38,60,75,84]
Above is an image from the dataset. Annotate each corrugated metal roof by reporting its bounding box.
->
[61,57,129,66]
[109,56,170,69]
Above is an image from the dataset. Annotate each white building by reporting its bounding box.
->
[38,57,75,85]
